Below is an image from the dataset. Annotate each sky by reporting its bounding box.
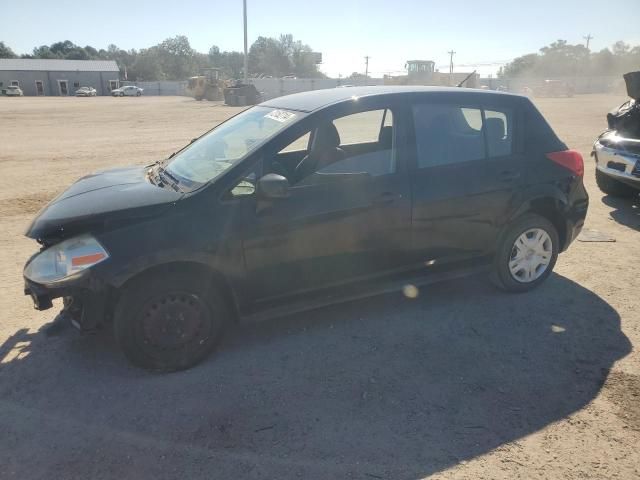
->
[2,0,639,78]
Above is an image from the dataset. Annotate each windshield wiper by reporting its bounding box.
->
[156,165,182,192]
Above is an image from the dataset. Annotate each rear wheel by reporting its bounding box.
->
[119,92,124,97]
[493,214,559,293]
[595,169,638,197]
[136,91,141,97]
[114,270,228,371]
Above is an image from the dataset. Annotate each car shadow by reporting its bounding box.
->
[601,193,640,231]
[0,274,631,479]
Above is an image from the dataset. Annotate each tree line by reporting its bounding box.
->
[0,35,325,81]
[500,39,640,78]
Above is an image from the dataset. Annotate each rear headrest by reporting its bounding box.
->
[485,117,505,140]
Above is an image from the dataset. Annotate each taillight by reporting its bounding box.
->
[546,150,584,177]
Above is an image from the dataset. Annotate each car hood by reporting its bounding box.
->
[26,166,183,240]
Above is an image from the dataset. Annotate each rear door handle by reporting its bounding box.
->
[498,170,521,182]
[373,192,402,205]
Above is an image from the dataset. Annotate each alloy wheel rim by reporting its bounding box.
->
[508,228,553,283]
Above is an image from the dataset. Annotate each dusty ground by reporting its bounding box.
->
[0,95,638,479]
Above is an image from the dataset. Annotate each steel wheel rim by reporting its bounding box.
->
[138,292,211,352]
[508,228,553,283]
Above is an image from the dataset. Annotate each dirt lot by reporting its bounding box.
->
[0,95,638,479]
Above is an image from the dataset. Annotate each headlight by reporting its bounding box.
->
[24,234,109,284]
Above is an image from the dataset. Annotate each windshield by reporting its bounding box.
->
[165,106,299,186]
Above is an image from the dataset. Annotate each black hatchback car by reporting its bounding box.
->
[24,86,588,371]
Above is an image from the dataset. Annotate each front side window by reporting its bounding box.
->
[274,108,396,185]
[166,106,299,187]
[413,104,485,168]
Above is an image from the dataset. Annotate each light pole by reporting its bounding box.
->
[243,0,248,83]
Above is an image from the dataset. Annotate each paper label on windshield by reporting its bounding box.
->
[265,109,296,123]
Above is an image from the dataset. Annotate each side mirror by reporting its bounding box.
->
[257,173,290,199]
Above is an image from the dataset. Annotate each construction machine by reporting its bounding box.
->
[187,68,224,101]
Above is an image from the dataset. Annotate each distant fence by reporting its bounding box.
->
[121,80,187,96]
[251,78,385,100]
[481,75,626,95]
[119,78,386,98]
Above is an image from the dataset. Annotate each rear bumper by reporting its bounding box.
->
[561,183,588,252]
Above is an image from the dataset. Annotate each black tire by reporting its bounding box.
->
[492,214,559,293]
[119,92,124,97]
[114,270,228,371]
[136,91,141,97]
[595,169,638,198]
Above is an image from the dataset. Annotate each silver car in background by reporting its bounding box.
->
[111,85,143,97]
[75,87,97,97]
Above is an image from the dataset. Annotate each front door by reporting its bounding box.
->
[58,80,68,96]
[241,103,412,304]
[35,81,44,96]
[409,100,522,264]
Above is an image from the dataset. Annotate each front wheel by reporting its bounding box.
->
[119,92,124,97]
[493,214,559,293]
[136,91,141,97]
[114,271,228,371]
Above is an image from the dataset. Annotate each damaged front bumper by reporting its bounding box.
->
[24,273,111,331]
[593,134,640,188]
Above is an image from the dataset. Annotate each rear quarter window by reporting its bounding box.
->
[484,108,513,158]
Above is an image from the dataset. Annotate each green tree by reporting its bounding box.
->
[0,41,17,58]
[157,35,197,80]
[31,45,59,59]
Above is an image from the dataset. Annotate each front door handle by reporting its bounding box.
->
[373,192,402,205]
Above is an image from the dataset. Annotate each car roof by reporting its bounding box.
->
[260,85,524,113]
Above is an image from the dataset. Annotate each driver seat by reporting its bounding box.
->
[294,123,346,183]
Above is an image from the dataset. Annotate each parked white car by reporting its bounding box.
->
[4,85,24,96]
[111,85,143,97]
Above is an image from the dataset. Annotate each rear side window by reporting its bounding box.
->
[413,104,514,168]
[484,109,513,158]
[413,104,485,168]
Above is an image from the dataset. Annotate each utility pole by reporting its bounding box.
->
[447,50,456,85]
[583,33,594,93]
[364,56,370,78]
[243,0,248,84]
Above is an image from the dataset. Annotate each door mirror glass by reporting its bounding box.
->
[257,173,290,199]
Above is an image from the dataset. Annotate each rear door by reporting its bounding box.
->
[240,101,413,303]
[408,97,522,264]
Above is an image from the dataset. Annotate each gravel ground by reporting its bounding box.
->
[0,94,638,479]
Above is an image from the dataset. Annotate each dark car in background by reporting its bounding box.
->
[23,86,588,371]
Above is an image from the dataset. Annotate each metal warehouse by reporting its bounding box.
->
[0,59,120,96]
